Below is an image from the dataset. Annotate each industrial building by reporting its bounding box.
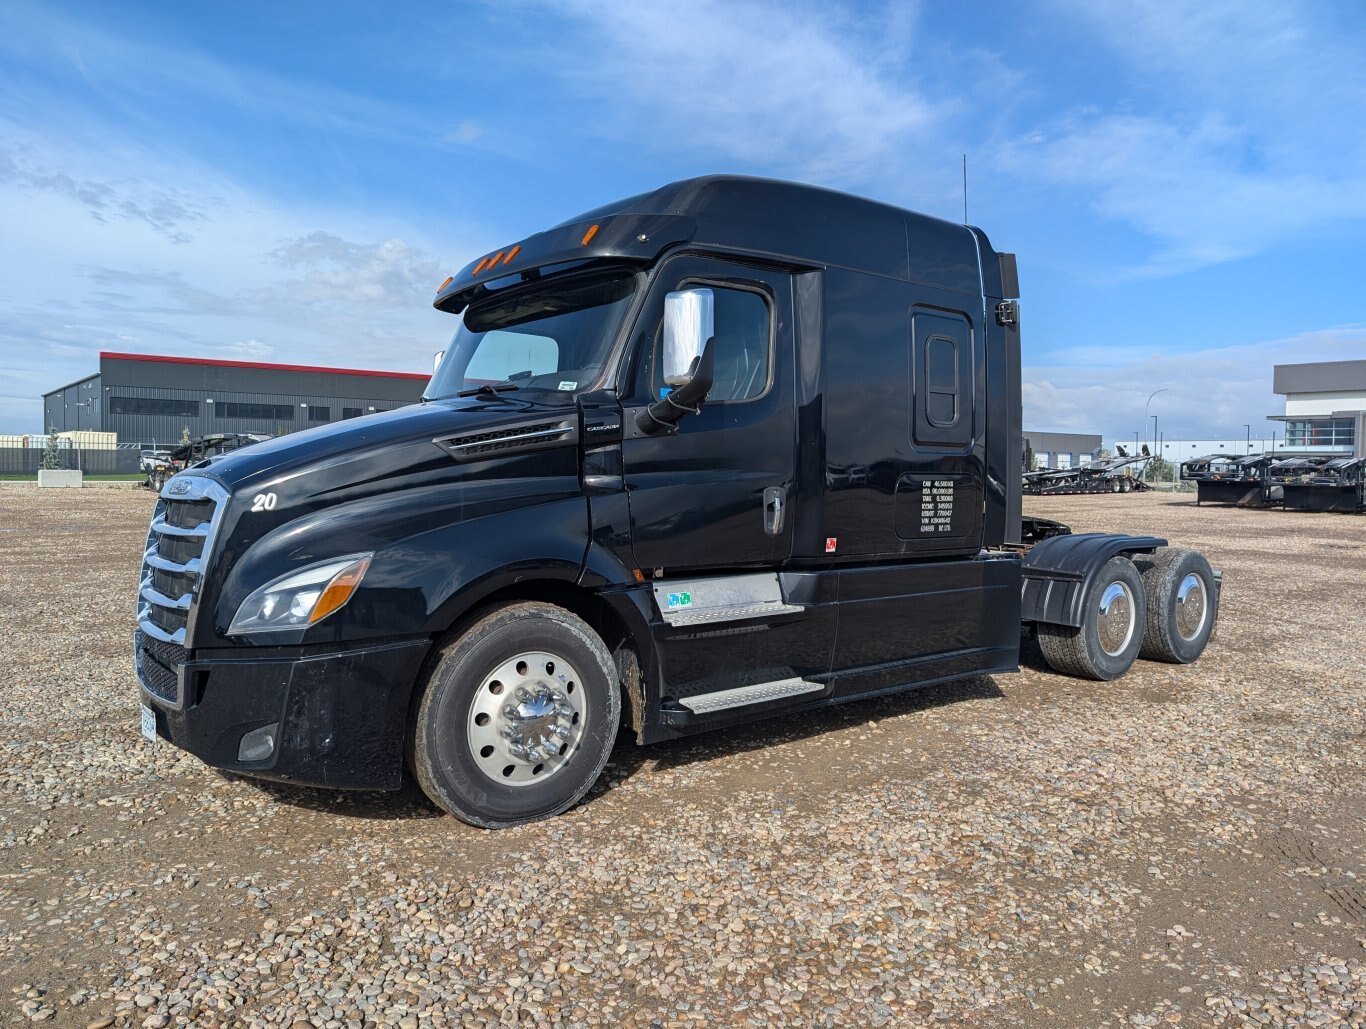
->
[1120,359,1366,466]
[1022,430,1102,470]
[42,352,429,447]
[1270,359,1365,457]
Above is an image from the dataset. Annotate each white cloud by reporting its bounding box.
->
[1024,326,1366,441]
[534,0,965,202]
[1007,0,1366,276]
[0,123,464,433]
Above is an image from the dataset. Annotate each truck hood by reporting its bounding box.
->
[183,396,573,498]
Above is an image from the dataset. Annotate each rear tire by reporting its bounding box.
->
[1037,556,1146,681]
[1133,548,1217,663]
[412,602,620,829]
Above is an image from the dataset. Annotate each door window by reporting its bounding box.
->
[649,286,772,403]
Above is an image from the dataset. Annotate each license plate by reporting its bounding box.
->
[140,704,157,743]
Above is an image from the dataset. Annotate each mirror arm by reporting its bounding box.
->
[636,337,716,435]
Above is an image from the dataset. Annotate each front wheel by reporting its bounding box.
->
[412,602,620,829]
[1037,556,1147,681]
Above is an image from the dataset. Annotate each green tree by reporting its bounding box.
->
[41,427,62,470]
[1147,456,1175,482]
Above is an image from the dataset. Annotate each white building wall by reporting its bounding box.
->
[1284,391,1366,416]
[1111,438,1279,460]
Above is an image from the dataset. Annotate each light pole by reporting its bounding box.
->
[1143,388,1168,482]
[1243,423,1251,455]
[1148,415,1158,482]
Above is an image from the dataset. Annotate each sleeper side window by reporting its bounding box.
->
[911,308,973,449]
[925,335,959,426]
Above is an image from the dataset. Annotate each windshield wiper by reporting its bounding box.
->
[456,382,523,398]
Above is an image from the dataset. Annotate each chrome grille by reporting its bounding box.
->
[137,475,228,650]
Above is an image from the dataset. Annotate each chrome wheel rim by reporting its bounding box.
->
[467,651,586,788]
[1097,580,1136,656]
[1174,573,1207,641]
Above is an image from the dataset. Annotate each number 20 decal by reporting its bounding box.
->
[251,492,278,512]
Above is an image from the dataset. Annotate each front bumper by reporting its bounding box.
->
[136,632,431,790]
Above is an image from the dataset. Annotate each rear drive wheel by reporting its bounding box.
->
[413,602,620,828]
[1038,556,1147,681]
[1133,548,1217,663]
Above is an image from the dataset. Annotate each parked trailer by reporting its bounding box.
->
[1184,453,1274,507]
[1022,452,1151,495]
[1282,457,1366,513]
[1264,456,1332,506]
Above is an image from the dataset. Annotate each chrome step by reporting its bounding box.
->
[678,677,823,715]
[654,573,803,627]
[665,600,802,627]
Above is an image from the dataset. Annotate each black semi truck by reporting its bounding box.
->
[135,176,1221,828]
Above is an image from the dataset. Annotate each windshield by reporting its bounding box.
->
[426,269,639,400]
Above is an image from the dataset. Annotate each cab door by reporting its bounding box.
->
[620,257,834,714]
[620,256,796,573]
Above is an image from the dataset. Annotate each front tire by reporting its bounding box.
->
[413,602,620,829]
[1037,556,1147,681]
[1133,548,1218,663]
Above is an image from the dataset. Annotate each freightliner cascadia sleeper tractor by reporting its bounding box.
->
[135,176,1221,828]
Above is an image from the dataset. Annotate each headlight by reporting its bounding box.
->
[228,554,372,635]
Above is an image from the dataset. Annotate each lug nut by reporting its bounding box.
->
[515,686,532,702]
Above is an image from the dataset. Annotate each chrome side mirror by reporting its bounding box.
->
[432,349,446,374]
[661,289,714,387]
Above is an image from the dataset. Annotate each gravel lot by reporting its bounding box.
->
[0,482,1362,1028]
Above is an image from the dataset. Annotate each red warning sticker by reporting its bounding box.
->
[825,537,837,553]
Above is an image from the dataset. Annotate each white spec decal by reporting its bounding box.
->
[250,492,278,512]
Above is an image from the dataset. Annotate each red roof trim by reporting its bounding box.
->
[98,351,429,381]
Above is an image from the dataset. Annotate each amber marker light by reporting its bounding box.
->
[473,257,489,275]
[309,556,372,625]
[580,223,600,246]
[437,276,453,292]
[502,245,521,264]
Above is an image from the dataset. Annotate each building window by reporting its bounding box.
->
[109,396,200,417]
[342,407,362,420]
[1284,418,1354,449]
[217,402,296,420]
[307,405,330,422]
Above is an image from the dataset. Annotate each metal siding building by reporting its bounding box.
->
[1023,430,1103,470]
[43,352,429,447]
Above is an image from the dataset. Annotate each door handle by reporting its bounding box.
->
[763,486,786,536]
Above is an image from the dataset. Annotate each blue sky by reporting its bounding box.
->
[2,0,1364,442]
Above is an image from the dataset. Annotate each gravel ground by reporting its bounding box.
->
[0,482,1362,1028]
